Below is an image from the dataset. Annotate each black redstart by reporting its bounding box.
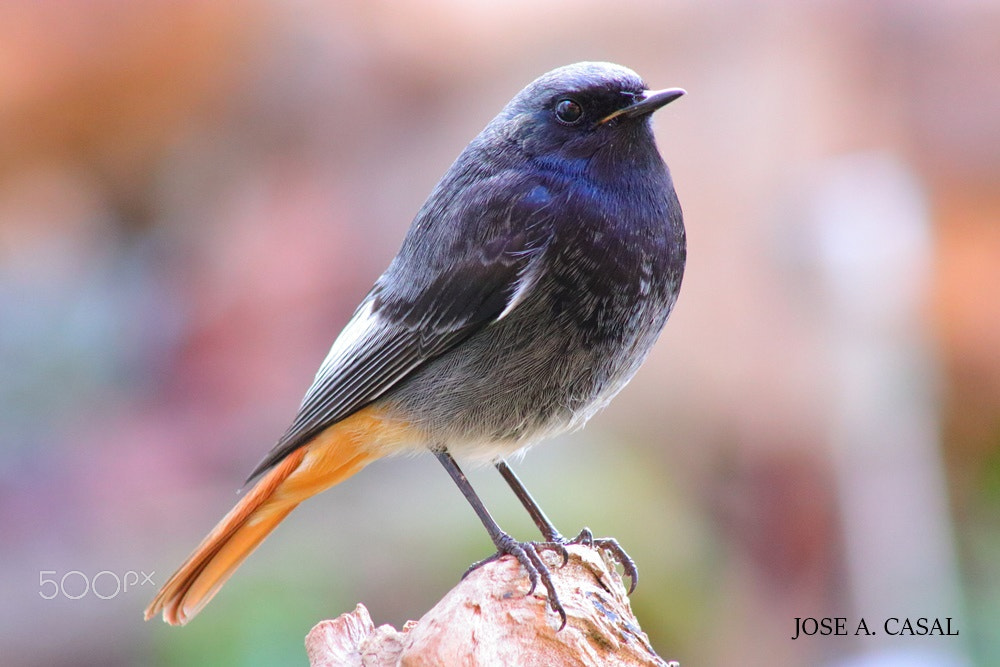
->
[146,61,686,628]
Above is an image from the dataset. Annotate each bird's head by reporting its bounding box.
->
[490,62,684,164]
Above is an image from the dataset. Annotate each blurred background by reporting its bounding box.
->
[1,1,998,665]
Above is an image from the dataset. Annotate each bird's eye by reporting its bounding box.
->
[554,98,583,125]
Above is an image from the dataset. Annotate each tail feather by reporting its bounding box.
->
[145,419,381,626]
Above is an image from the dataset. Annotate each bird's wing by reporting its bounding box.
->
[245,174,554,481]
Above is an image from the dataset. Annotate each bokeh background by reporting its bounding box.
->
[2,1,998,665]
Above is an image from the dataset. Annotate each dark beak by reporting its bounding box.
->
[599,87,686,124]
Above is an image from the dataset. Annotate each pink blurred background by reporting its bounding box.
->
[2,1,998,665]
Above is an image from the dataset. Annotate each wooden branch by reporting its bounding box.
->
[306,544,677,666]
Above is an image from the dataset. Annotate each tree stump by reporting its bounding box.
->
[306,544,677,666]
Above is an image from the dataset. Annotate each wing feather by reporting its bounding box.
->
[245,173,554,481]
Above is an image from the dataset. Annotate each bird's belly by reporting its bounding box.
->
[378,290,669,460]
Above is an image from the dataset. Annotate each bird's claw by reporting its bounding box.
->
[463,529,636,630]
[567,527,638,594]
[464,535,569,630]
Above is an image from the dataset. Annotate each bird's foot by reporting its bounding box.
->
[462,529,637,630]
[463,533,570,629]
[565,527,638,594]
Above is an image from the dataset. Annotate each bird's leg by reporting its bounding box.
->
[495,459,564,542]
[494,460,570,568]
[494,459,639,594]
[435,450,568,629]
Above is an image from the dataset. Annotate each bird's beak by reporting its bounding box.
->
[599,87,686,124]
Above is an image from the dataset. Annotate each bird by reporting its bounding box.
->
[145,61,686,629]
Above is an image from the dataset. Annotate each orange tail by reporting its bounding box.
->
[145,409,396,625]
